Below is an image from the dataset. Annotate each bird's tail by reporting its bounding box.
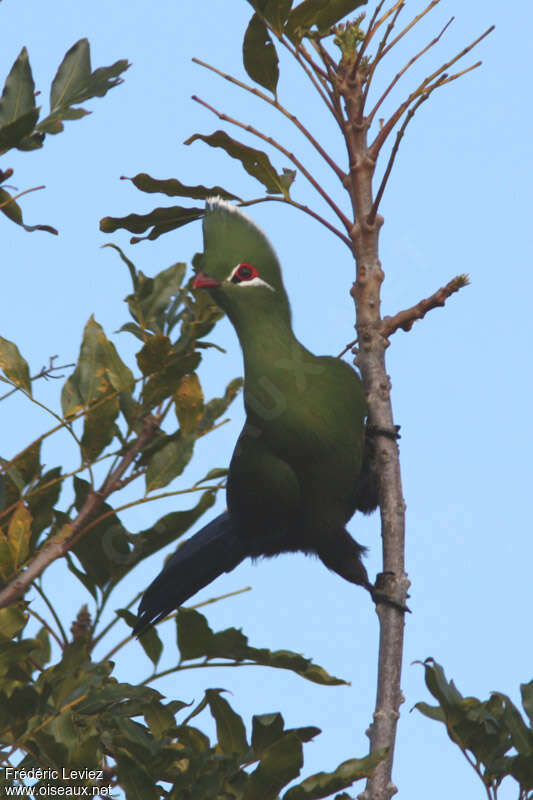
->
[133,512,247,636]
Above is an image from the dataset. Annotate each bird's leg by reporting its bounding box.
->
[318,531,409,613]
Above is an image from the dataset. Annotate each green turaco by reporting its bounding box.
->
[134,198,391,635]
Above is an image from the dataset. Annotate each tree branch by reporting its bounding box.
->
[381,274,470,337]
[239,195,352,248]
[192,57,347,184]
[367,16,454,124]
[192,94,352,232]
[0,413,162,609]
[370,24,494,158]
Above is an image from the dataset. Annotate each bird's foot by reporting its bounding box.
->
[369,571,410,613]
[367,424,401,441]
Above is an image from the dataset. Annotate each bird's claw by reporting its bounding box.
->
[369,571,410,613]
[367,424,401,440]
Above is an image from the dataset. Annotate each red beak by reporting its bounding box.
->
[193,270,221,289]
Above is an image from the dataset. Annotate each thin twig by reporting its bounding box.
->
[370,24,494,157]
[0,413,162,609]
[0,357,75,402]
[192,57,347,183]
[32,581,69,645]
[360,0,405,99]
[25,604,64,649]
[367,17,454,123]
[352,0,388,77]
[337,338,358,358]
[239,195,352,248]
[381,274,470,337]
[192,94,352,232]
[381,0,442,59]
[102,586,252,661]
[368,93,429,224]
[0,184,45,209]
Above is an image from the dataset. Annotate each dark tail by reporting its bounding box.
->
[133,512,247,636]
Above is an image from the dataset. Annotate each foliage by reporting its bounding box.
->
[1,1,504,798]
[1,603,384,798]
[0,38,129,233]
[415,660,533,800]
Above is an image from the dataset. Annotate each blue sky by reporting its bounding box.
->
[2,1,532,798]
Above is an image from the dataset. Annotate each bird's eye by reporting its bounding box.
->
[231,263,258,283]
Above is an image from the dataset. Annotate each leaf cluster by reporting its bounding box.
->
[0,604,383,799]
[0,248,239,599]
[0,38,129,233]
[416,659,533,799]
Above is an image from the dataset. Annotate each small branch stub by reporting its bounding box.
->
[381,273,469,338]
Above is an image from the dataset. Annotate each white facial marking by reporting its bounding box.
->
[227,263,275,291]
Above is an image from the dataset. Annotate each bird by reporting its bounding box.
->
[133,198,392,637]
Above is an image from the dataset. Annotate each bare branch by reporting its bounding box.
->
[381,274,470,338]
[352,0,388,75]
[381,0,443,59]
[368,93,429,224]
[192,57,347,184]
[192,94,352,232]
[0,413,162,609]
[360,1,406,98]
[0,184,45,209]
[239,195,352,248]
[0,356,75,402]
[252,8,338,117]
[367,16,454,123]
[370,25,494,157]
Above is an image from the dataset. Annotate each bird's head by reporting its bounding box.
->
[192,198,291,327]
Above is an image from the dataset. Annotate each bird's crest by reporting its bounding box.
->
[194,198,285,294]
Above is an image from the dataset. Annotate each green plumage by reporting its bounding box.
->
[134,199,381,635]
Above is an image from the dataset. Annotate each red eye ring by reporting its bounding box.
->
[231,263,259,283]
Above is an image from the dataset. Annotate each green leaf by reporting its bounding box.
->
[245,733,303,800]
[50,39,91,109]
[115,753,159,800]
[175,373,204,434]
[7,502,32,568]
[100,205,203,243]
[243,14,279,94]
[61,315,133,415]
[0,107,39,155]
[184,130,292,197]
[247,0,294,35]
[285,0,367,42]
[0,606,27,639]
[0,48,36,126]
[136,334,172,376]
[0,188,57,234]
[283,750,387,800]
[252,713,285,755]
[197,377,243,434]
[177,608,348,684]
[521,681,533,727]
[102,242,138,291]
[37,39,129,136]
[0,337,31,394]
[61,316,133,458]
[141,352,200,410]
[117,609,163,666]
[205,689,248,755]
[145,433,195,492]
[195,467,229,485]
[71,477,132,589]
[121,172,241,201]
